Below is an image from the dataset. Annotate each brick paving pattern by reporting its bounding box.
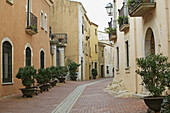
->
[70,78,148,113]
[0,78,148,113]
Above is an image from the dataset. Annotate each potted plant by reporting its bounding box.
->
[105,27,116,35]
[56,66,68,83]
[16,66,36,97]
[68,62,80,81]
[92,68,98,79]
[161,94,170,113]
[49,66,58,87]
[136,53,170,112]
[35,68,51,92]
[161,73,170,113]
[117,16,123,25]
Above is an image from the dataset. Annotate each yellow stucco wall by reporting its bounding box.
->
[84,14,91,80]
[0,0,52,97]
[90,23,99,77]
[114,0,170,94]
[98,42,105,78]
[50,0,79,64]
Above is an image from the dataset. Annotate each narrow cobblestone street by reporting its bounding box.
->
[0,78,147,113]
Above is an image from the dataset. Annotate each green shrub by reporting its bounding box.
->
[136,53,170,96]
[104,27,116,34]
[35,68,51,85]
[49,66,57,80]
[68,62,80,78]
[56,66,68,79]
[92,68,98,78]
[161,94,170,113]
[16,66,36,89]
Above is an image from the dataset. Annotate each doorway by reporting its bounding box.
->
[101,65,104,78]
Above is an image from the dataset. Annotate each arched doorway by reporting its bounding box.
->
[145,28,155,56]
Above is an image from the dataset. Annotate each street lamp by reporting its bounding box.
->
[105,3,113,16]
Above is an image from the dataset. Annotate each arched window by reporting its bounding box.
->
[40,50,45,68]
[26,47,31,66]
[3,41,12,83]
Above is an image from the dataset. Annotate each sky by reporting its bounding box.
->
[71,0,113,32]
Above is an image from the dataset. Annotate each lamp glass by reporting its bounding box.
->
[105,3,113,16]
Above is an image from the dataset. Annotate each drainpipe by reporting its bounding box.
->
[134,18,138,94]
[165,0,170,62]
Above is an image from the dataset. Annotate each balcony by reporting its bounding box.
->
[109,30,117,41]
[51,33,67,47]
[118,3,129,32]
[128,0,156,17]
[26,12,38,35]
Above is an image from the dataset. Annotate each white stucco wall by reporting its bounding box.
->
[114,0,170,94]
[78,4,85,80]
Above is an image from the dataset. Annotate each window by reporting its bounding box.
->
[107,66,109,74]
[26,47,31,66]
[116,47,119,69]
[3,41,12,83]
[82,16,84,34]
[125,41,129,67]
[41,10,43,28]
[40,51,45,68]
[95,44,97,53]
[95,29,97,36]
[95,62,97,69]
[45,14,47,31]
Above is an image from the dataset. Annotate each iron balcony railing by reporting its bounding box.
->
[128,0,154,12]
[26,12,38,33]
[118,3,129,28]
[108,18,116,38]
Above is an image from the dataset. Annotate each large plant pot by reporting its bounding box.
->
[58,77,66,83]
[20,88,35,98]
[39,84,51,93]
[142,96,164,112]
[71,76,77,81]
[50,80,58,87]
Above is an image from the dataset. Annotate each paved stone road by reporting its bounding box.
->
[0,78,147,113]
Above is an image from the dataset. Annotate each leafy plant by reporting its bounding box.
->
[56,66,68,79]
[35,68,51,85]
[124,16,128,24]
[68,62,80,79]
[92,68,98,79]
[117,16,123,25]
[136,53,170,96]
[49,66,57,80]
[161,94,170,113]
[16,66,36,89]
[104,27,116,34]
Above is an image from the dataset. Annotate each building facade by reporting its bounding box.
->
[98,31,114,78]
[50,0,86,80]
[111,0,170,94]
[0,0,53,97]
[90,23,99,78]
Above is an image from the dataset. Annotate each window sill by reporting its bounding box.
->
[125,67,130,73]
[41,27,44,30]
[2,82,13,85]
[6,0,13,5]
[125,67,130,70]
